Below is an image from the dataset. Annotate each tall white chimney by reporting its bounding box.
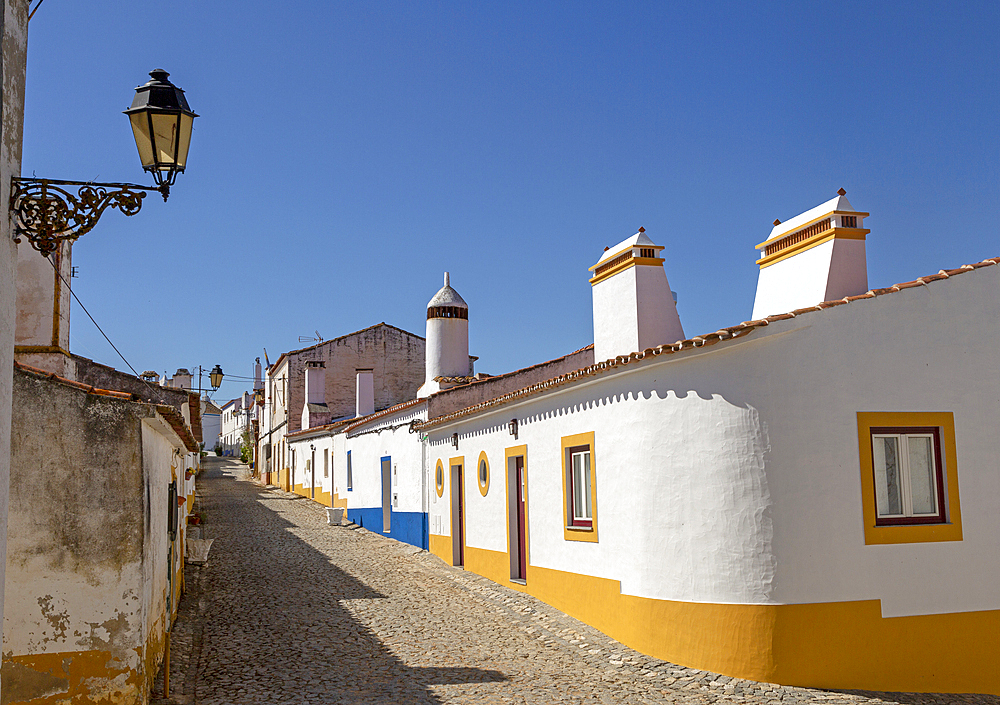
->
[356,369,374,417]
[304,361,325,404]
[301,361,328,430]
[417,272,470,398]
[751,189,869,320]
[590,228,684,362]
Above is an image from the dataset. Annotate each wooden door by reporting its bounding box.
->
[381,457,391,533]
[451,463,464,567]
[515,456,526,579]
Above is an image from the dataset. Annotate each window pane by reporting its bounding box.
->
[907,436,937,515]
[572,451,592,520]
[873,436,902,516]
[150,113,180,166]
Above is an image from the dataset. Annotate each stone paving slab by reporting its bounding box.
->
[151,457,997,705]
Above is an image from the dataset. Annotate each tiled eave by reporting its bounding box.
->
[285,417,355,441]
[416,258,1000,431]
[14,361,136,400]
[343,398,427,435]
[155,404,200,453]
[285,397,428,440]
[188,392,203,443]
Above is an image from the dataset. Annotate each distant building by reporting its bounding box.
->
[220,392,253,456]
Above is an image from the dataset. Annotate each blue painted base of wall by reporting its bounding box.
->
[347,508,427,550]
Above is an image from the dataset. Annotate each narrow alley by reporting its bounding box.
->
[151,459,995,705]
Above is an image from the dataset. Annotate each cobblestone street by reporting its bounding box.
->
[151,458,996,705]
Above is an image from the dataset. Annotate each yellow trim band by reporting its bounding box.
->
[756,227,869,269]
[856,411,962,545]
[476,450,490,496]
[505,444,529,578]
[561,431,598,542]
[14,344,72,357]
[589,256,664,286]
[454,544,999,695]
[756,210,871,249]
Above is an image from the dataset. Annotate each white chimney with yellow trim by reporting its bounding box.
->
[590,227,684,363]
[751,189,869,320]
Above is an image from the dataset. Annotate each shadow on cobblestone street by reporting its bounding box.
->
[152,459,504,704]
[152,458,999,705]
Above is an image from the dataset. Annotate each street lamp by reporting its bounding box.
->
[209,365,224,390]
[10,69,198,256]
[124,69,198,197]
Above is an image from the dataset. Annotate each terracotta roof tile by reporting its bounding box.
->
[14,361,136,400]
[416,256,999,430]
[188,392,203,443]
[156,404,200,452]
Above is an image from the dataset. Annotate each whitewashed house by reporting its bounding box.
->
[285,192,998,696]
[220,392,252,456]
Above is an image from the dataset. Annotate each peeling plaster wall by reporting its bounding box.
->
[0,2,28,700]
[3,369,179,704]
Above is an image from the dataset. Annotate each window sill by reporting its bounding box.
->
[510,578,526,586]
[563,524,599,543]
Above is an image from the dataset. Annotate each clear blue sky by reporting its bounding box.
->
[21,1,999,399]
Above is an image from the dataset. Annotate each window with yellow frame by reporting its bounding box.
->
[434,458,444,498]
[857,411,962,545]
[561,432,597,542]
[476,451,490,496]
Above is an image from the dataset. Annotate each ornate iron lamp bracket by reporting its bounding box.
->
[9,177,168,256]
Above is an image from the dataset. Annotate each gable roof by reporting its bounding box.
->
[268,322,424,374]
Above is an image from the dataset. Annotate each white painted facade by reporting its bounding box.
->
[202,397,221,450]
[0,4,28,697]
[427,262,1000,612]
[256,200,1000,693]
[220,392,252,456]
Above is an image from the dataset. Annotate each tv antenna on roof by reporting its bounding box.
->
[298,331,324,344]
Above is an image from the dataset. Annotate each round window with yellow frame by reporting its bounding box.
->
[435,459,444,497]
[477,451,490,496]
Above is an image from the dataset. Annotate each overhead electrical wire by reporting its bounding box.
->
[46,254,160,397]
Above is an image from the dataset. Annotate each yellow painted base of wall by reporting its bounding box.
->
[429,533,453,565]
[278,468,289,491]
[452,545,999,695]
[332,492,347,509]
[1,649,141,705]
[314,488,332,507]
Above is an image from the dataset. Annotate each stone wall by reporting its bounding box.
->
[3,367,180,704]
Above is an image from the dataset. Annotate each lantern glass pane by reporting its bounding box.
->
[150,113,180,168]
[129,113,155,167]
[175,113,194,170]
